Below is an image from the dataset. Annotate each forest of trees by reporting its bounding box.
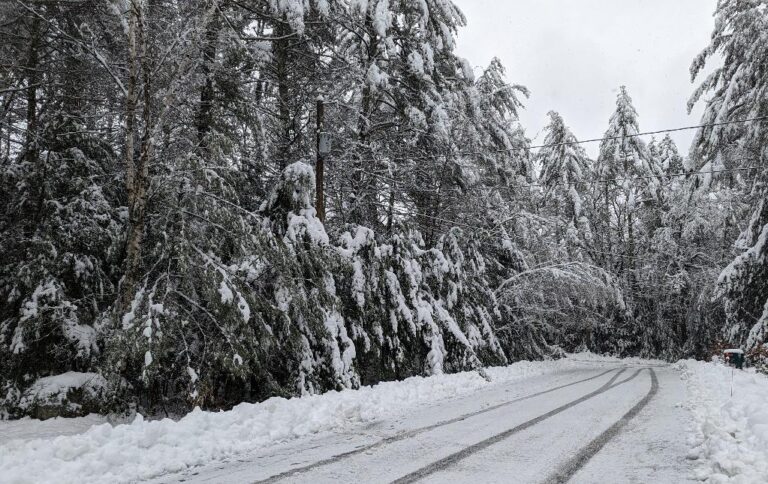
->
[0,0,765,419]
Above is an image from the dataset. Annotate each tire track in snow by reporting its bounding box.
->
[540,368,659,484]
[391,368,645,484]
[255,368,621,483]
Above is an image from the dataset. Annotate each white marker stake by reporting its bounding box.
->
[731,367,734,398]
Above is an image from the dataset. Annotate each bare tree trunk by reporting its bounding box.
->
[386,187,395,235]
[121,1,151,314]
[124,3,138,215]
[426,153,451,246]
[25,17,47,229]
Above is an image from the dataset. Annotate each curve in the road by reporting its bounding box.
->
[391,368,646,484]
[540,368,659,484]
[255,367,622,483]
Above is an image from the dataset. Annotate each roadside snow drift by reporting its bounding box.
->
[680,360,768,483]
[0,358,583,484]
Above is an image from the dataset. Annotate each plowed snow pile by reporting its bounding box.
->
[680,360,768,483]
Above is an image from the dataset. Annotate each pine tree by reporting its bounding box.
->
[472,58,530,185]
[596,87,649,180]
[331,0,488,240]
[538,112,589,222]
[593,87,649,273]
[657,135,685,176]
[535,111,592,260]
[691,0,768,366]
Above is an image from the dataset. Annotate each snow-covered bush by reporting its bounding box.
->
[17,372,107,419]
[0,117,123,418]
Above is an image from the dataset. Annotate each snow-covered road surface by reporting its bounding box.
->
[149,362,692,484]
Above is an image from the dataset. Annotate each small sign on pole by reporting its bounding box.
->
[319,132,332,156]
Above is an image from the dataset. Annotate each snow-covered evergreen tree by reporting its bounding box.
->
[690,0,768,367]
[716,193,768,367]
[592,87,650,277]
[657,134,685,177]
[596,87,649,180]
[536,111,592,257]
[5,0,766,419]
[0,117,123,415]
[539,112,589,195]
[471,58,531,184]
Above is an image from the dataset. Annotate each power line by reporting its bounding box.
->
[354,164,759,193]
[376,201,680,267]
[327,117,766,205]
[527,116,768,151]
[348,163,761,246]
[331,115,768,166]
[374,199,729,267]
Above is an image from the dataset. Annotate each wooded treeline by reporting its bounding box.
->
[0,0,765,418]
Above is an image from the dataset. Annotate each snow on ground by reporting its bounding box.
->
[8,354,753,484]
[163,360,687,484]
[0,357,585,484]
[680,359,768,483]
[0,414,112,446]
[565,350,669,367]
[571,366,694,483]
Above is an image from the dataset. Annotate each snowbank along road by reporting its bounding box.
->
[149,361,692,484]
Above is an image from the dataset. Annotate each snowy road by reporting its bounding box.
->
[149,363,692,484]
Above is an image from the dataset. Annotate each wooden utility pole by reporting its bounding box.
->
[315,98,326,222]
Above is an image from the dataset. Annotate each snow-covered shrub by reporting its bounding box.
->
[17,372,107,419]
[0,117,123,418]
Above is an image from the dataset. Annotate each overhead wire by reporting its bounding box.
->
[339,161,761,250]
[327,115,768,167]
[368,197,724,268]
[526,116,768,150]
[328,116,767,198]
[357,165,759,193]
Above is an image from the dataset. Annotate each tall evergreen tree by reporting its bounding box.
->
[538,111,589,222]
[691,0,768,367]
[657,134,685,176]
[593,87,649,274]
[536,111,591,258]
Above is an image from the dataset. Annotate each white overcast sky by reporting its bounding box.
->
[452,0,719,158]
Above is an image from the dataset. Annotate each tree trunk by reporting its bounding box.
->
[603,182,612,268]
[196,11,220,152]
[24,18,40,167]
[349,13,379,227]
[120,1,152,314]
[315,99,326,221]
[274,21,292,170]
[386,187,395,235]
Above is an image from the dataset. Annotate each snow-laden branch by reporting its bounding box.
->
[15,0,129,98]
[495,261,598,295]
